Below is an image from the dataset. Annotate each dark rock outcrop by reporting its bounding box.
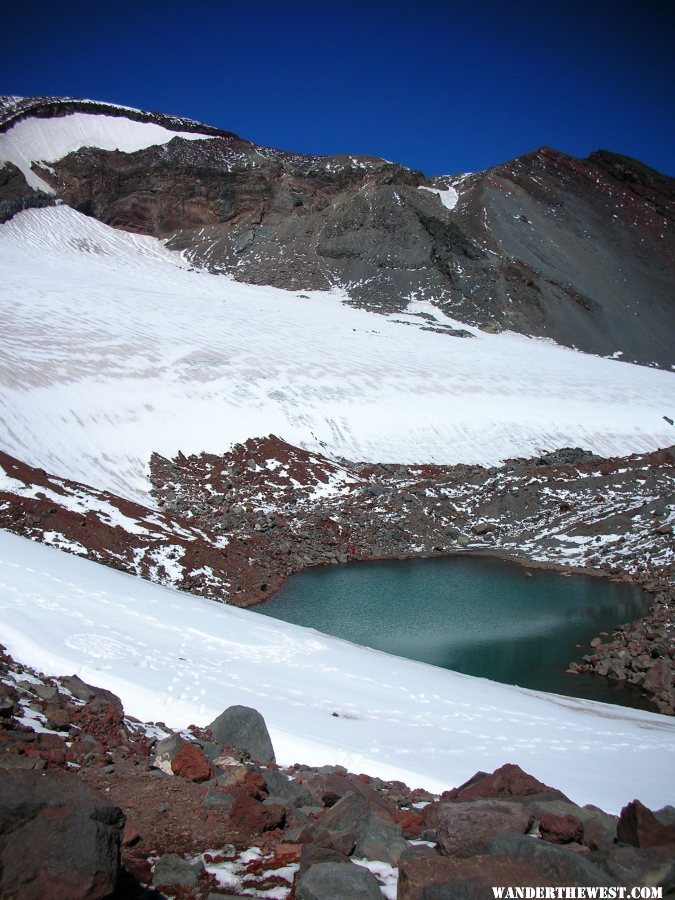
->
[0,769,125,899]
[489,832,618,887]
[296,860,383,899]
[208,704,276,763]
[2,97,673,366]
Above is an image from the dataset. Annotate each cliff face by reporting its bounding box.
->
[2,96,674,366]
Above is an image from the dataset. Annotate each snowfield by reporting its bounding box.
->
[2,530,674,814]
[0,205,673,504]
[0,111,213,192]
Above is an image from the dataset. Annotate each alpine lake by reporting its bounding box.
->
[256,554,653,710]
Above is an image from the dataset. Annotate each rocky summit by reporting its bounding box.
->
[1,95,674,366]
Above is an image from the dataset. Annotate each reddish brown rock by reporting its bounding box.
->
[122,825,141,847]
[436,800,535,858]
[398,853,555,899]
[540,811,584,844]
[450,764,569,803]
[170,742,212,783]
[617,799,675,849]
[229,790,286,835]
[269,842,302,866]
[395,807,425,839]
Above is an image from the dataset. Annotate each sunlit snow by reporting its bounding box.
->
[1,206,673,504]
[1,531,673,813]
[418,184,459,210]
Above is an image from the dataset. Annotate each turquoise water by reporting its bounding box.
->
[256,555,653,709]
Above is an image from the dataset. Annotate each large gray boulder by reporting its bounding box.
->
[208,705,275,763]
[309,790,408,865]
[296,861,382,899]
[0,769,125,900]
[153,852,205,888]
[490,832,618,886]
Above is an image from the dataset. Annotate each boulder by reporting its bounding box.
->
[152,852,205,888]
[356,810,409,865]
[450,763,569,803]
[0,769,125,899]
[310,791,367,855]
[539,812,584,844]
[170,741,212,782]
[489,832,617,886]
[398,853,556,899]
[152,732,187,775]
[208,705,275,763]
[296,861,382,899]
[601,844,675,889]
[299,843,351,876]
[530,799,617,849]
[59,674,124,713]
[642,659,673,694]
[263,768,315,807]
[309,790,408,865]
[617,799,675,849]
[436,800,535,858]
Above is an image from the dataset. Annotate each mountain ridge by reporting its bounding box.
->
[1,95,673,367]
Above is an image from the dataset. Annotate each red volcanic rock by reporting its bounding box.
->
[170,742,212,783]
[617,800,675,849]
[539,812,584,844]
[72,700,129,750]
[229,790,286,835]
[450,764,569,803]
[271,843,302,866]
[398,853,555,899]
[395,807,425,839]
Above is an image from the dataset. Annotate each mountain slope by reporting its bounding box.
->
[1,205,673,504]
[2,96,673,367]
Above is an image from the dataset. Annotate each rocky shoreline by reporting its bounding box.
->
[1,645,674,899]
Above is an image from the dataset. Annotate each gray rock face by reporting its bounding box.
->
[152,731,187,775]
[398,853,558,900]
[296,861,383,899]
[308,790,408,865]
[490,832,617,886]
[3,98,672,367]
[0,769,125,900]
[208,704,275,763]
[153,852,205,887]
[263,768,315,808]
[436,800,535,858]
[59,673,124,712]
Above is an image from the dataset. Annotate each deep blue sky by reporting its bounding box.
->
[2,0,673,176]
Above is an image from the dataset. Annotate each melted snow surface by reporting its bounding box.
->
[1,531,673,813]
[0,112,213,191]
[1,206,674,504]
